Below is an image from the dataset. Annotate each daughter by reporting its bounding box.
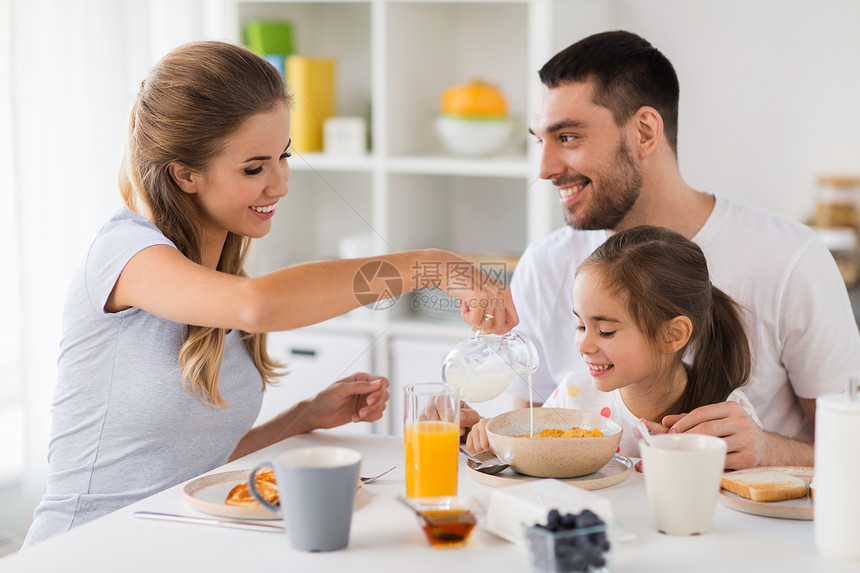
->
[466,225,759,458]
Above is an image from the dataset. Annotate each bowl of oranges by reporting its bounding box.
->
[436,79,514,156]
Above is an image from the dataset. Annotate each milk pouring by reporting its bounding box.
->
[442,330,539,403]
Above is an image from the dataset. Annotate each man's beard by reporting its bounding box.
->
[562,139,643,231]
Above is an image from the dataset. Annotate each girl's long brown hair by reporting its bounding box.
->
[578,225,751,420]
[119,41,290,407]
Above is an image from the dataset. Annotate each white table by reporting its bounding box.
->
[1,431,855,572]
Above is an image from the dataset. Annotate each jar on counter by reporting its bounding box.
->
[814,226,859,287]
[815,175,860,229]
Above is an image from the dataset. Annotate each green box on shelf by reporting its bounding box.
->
[244,21,294,56]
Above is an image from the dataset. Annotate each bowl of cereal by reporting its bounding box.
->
[486,408,622,478]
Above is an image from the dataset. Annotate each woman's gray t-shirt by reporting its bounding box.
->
[25,209,264,545]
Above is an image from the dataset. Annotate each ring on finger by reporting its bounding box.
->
[482,313,495,321]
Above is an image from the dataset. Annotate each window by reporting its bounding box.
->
[0,0,23,488]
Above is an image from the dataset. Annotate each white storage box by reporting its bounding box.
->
[485,479,613,545]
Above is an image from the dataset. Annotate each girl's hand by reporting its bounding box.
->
[660,413,687,429]
[307,372,390,429]
[459,401,483,440]
[632,418,670,473]
[636,417,672,437]
[464,418,492,454]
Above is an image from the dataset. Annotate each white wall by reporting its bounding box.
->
[608,0,860,220]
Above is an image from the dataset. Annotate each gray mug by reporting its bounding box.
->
[249,446,362,551]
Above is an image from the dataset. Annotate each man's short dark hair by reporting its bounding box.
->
[539,30,680,154]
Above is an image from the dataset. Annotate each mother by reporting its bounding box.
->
[24,41,517,546]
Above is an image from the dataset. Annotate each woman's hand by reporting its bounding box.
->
[434,253,519,335]
[229,372,389,461]
[307,372,390,430]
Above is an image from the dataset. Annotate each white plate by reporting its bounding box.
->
[183,470,281,521]
[182,469,367,521]
[465,452,634,490]
[717,466,813,520]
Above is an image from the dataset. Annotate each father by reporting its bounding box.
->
[490,30,860,469]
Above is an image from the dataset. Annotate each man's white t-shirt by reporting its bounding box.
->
[544,372,762,458]
[508,193,860,442]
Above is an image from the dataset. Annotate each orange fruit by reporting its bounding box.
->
[440,79,507,118]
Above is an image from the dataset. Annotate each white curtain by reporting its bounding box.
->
[0,0,23,508]
[7,0,211,531]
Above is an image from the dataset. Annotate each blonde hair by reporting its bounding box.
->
[119,41,291,407]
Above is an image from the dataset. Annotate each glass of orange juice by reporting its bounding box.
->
[404,383,460,498]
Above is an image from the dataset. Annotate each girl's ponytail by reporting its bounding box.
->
[679,286,751,417]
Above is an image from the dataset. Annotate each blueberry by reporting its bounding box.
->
[563,552,589,571]
[561,512,578,529]
[536,510,610,572]
[588,530,608,547]
[576,509,601,528]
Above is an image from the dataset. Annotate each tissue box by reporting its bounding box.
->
[486,479,613,545]
[324,117,367,155]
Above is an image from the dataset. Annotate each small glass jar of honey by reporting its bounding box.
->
[815,175,860,229]
[814,226,859,287]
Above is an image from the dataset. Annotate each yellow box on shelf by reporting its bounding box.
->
[286,56,336,153]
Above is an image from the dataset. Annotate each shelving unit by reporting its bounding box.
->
[204,0,602,434]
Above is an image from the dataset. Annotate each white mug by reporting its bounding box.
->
[639,434,727,535]
[249,446,362,552]
[814,392,860,561]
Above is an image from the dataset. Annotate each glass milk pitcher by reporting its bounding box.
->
[441,330,539,402]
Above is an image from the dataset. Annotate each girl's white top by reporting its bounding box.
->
[544,371,761,458]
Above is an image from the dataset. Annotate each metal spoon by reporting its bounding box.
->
[361,465,396,484]
[634,418,655,448]
[134,511,284,533]
[458,446,510,475]
[395,496,440,527]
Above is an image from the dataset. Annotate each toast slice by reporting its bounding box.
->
[720,470,808,502]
